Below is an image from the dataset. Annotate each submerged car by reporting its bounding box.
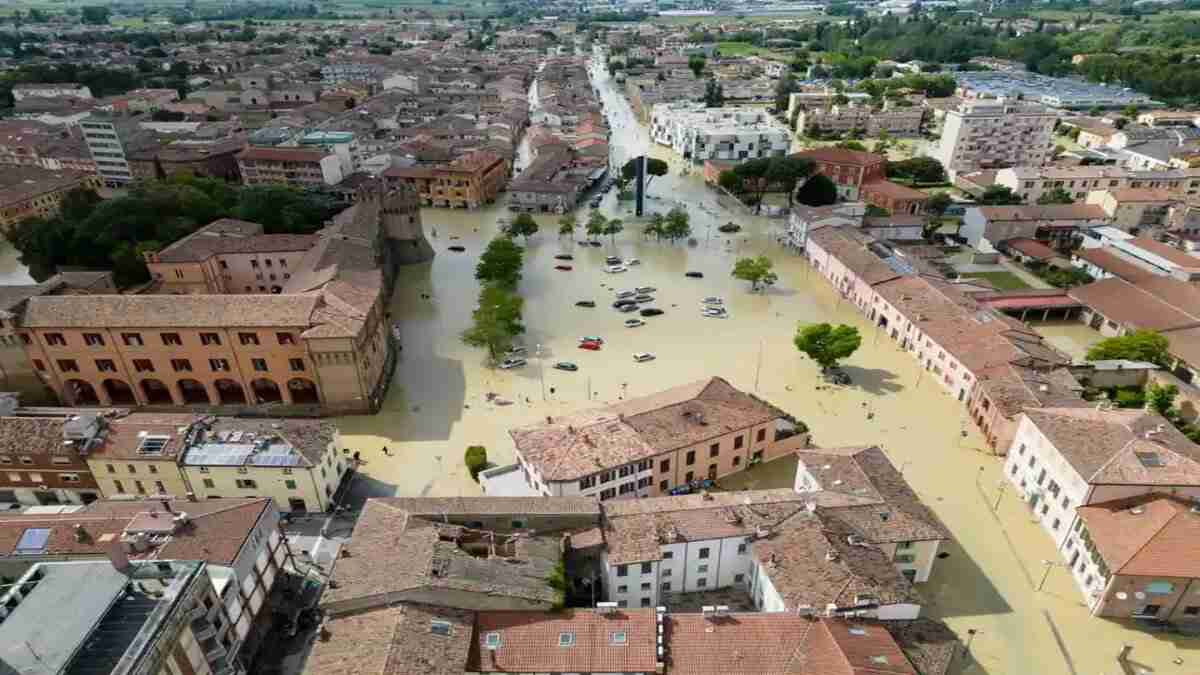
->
[578,336,605,344]
[554,254,574,261]
[685,271,704,279]
[635,286,656,294]
[605,265,628,274]
[575,300,596,308]
[617,304,638,313]
[701,296,724,306]
[640,308,664,317]
[578,341,602,351]
[499,357,527,369]
[633,352,656,363]
[554,362,579,372]
[634,294,654,302]
[554,265,573,271]
[624,318,645,328]
[448,245,466,252]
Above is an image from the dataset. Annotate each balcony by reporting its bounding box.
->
[191,617,217,640]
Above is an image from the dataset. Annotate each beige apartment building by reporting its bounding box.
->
[996,165,1200,204]
[508,377,809,500]
[934,99,1057,177]
[796,104,924,138]
[84,412,198,499]
[3,179,421,415]
[145,219,319,295]
[237,145,344,188]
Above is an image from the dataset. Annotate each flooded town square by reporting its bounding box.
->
[330,57,1200,675]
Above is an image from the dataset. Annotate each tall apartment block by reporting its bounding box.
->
[934,99,1057,178]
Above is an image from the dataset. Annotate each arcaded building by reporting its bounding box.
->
[6,179,427,415]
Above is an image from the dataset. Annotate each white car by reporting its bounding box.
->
[702,296,724,306]
[633,352,656,363]
[635,286,656,294]
[605,265,628,274]
[626,258,641,266]
[615,290,636,299]
[579,336,605,344]
[702,308,728,319]
[624,318,645,328]
[506,346,527,356]
[499,357,527,369]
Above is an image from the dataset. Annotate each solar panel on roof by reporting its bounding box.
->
[15,527,51,555]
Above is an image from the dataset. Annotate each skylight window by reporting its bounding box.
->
[558,632,575,647]
[485,632,502,649]
[14,528,50,555]
[848,628,867,636]
[138,435,171,455]
[611,631,627,645]
[1135,451,1164,467]
[430,620,452,636]
[871,656,889,665]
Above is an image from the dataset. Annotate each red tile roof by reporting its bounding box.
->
[793,147,886,168]
[1005,237,1057,261]
[1076,494,1200,578]
[467,609,657,673]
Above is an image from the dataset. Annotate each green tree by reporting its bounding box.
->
[464,445,488,481]
[688,54,706,78]
[1147,382,1179,420]
[1086,330,1172,367]
[557,214,576,237]
[644,212,666,241]
[603,217,624,244]
[718,170,742,194]
[774,72,798,112]
[732,255,778,291]
[475,236,525,289]
[460,285,525,362]
[621,157,669,188]
[836,140,868,151]
[926,191,952,219]
[1037,187,1074,205]
[979,185,1023,205]
[794,323,862,370]
[81,6,111,24]
[664,206,691,243]
[795,174,839,207]
[586,210,607,239]
[886,157,947,184]
[509,212,539,241]
[703,78,724,107]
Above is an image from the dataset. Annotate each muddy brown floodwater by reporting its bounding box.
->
[336,54,1200,674]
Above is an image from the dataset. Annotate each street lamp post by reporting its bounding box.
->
[536,343,546,401]
[1037,559,1065,592]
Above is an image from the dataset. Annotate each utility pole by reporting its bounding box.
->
[754,340,764,392]
[537,344,546,401]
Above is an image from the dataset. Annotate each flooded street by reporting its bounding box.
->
[337,55,1199,675]
[0,242,34,285]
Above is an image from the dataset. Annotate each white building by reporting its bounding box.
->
[1003,407,1200,556]
[934,99,1057,178]
[80,118,134,186]
[649,103,791,165]
[12,83,93,102]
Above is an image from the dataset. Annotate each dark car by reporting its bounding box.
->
[554,265,573,271]
[612,299,638,308]
[822,367,852,385]
[718,223,741,233]
[554,361,579,372]
[685,271,704,278]
[448,245,466,252]
[555,254,574,261]
[588,241,603,247]
[640,308,664,317]
[576,300,596,308]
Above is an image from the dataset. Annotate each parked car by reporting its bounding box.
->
[613,298,638,307]
[499,357,527,369]
[635,286,656,294]
[554,361,579,372]
[579,341,602,351]
[575,300,596,308]
[624,318,645,327]
[718,223,741,233]
[685,271,704,278]
[605,256,622,265]
[640,308,665,317]
[579,336,605,344]
[588,241,603,247]
[605,265,628,274]
[702,308,728,318]
[615,290,636,299]
[634,294,653,302]
[448,245,466,252]
[554,254,574,261]
[822,367,851,385]
[506,346,527,356]
[619,303,640,313]
[626,258,640,266]
[633,352,656,362]
[554,265,573,271]
[702,296,724,306]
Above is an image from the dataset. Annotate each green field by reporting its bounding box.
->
[961,271,1031,291]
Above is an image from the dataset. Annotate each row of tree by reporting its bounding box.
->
[462,235,527,363]
[6,175,338,287]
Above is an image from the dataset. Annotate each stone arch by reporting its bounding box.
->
[214,379,247,405]
[140,379,173,405]
[102,379,136,406]
[250,378,282,404]
[65,379,99,406]
[178,379,210,405]
[287,378,320,405]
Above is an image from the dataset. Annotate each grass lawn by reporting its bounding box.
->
[961,271,1031,291]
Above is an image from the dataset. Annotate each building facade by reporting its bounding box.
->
[934,99,1057,177]
[649,103,790,165]
[383,150,509,209]
[236,146,344,188]
[0,167,102,230]
[797,104,924,138]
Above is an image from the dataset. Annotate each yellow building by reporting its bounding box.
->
[84,412,196,499]
[178,416,346,512]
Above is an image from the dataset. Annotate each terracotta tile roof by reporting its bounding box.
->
[793,147,886,168]
[373,496,599,516]
[1023,407,1200,485]
[23,294,320,329]
[751,510,919,611]
[322,500,564,612]
[805,618,917,674]
[975,204,1106,222]
[89,412,198,460]
[807,226,902,286]
[466,609,657,673]
[510,378,783,481]
[861,180,928,201]
[663,612,812,674]
[0,416,72,457]
[154,219,317,263]
[1072,247,1155,282]
[1105,188,1175,203]
[1069,277,1199,332]
[237,146,328,163]
[0,498,271,565]
[973,363,1086,419]
[797,447,950,543]
[885,619,960,675]
[1128,237,1200,268]
[1075,494,1200,578]
[304,604,474,675]
[1005,237,1057,261]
